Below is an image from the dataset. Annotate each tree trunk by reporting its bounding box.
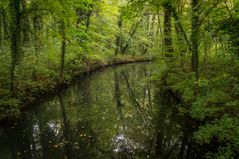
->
[115,15,122,55]
[149,14,155,45]
[174,2,186,54]
[33,14,42,51]
[85,10,92,33]
[163,2,174,55]
[167,3,192,53]
[76,3,93,32]
[0,8,3,49]
[32,14,42,80]
[9,0,21,93]
[121,19,142,54]
[3,9,9,41]
[21,0,31,45]
[191,0,200,80]
[59,20,66,84]
[156,11,164,47]
[191,0,200,95]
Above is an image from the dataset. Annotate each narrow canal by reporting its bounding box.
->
[0,62,203,159]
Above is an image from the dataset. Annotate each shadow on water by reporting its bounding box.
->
[0,62,205,159]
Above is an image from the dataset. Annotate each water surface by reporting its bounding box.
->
[0,62,202,159]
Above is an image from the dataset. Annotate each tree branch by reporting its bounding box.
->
[199,1,223,26]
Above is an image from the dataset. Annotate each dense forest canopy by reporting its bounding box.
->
[0,0,239,158]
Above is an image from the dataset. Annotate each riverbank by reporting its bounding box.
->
[0,55,154,121]
[1,61,200,159]
[157,58,239,158]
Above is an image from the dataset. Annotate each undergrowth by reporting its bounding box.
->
[156,54,239,158]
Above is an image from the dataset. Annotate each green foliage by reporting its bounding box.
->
[0,0,239,158]
[164,52,239,158]
[150,0,239,157]
[162,54,239,158]
[0,0,155,119]
[194,116,239,158]
[0,96,20,120]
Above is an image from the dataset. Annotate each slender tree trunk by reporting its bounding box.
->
[85,10,92,33]
[203,38,208,69]
[191,0,200,80]
[191,0,200,95]
[3,9,9,41]
[115,15,122,56]
[157,11,164,47]
[59,20,66,84]
[76,9,80,27]
[149,15,155,45]
[32,15,42,80]
[175,2,186,54]
[21,0,31,45]
[163,2,174,54]
[76,5,92,32]
[9,0,21,93]
[0,8,3,49]
[170,5,192,53]
[215,38,218,55]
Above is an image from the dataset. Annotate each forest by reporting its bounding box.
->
[0,0,239,158]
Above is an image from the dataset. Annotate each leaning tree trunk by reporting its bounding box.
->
[76,3,93,33]
[121,19,142,54]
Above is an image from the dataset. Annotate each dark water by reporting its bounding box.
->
[0,63,203,159]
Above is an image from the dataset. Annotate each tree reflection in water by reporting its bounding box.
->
[0,63,203,159]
